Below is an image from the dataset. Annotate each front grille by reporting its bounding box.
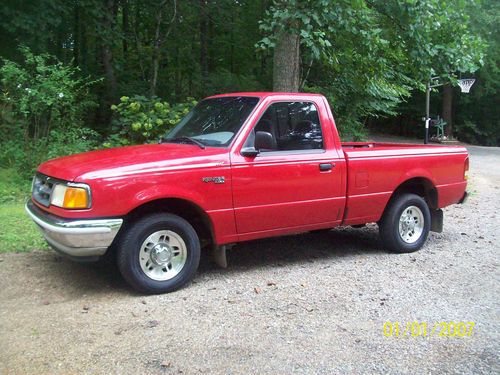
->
[32,173,55,207]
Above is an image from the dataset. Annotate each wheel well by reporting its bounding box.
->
[390,177,438,209]
[124,198,215,248]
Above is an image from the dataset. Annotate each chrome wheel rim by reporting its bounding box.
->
[139,230,187,281]
[398,206,424,244]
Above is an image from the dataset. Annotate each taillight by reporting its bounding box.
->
[464,156,469,180]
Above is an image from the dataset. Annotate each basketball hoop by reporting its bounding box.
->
[458,78,475,93]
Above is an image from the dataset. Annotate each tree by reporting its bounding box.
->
[454,0,500,145]
[273,32,300,91]
[369,0,485,138]
[257,0,484,139]
[100,0,118,102]
[0,0,490,147]
[442,84,453,137]
[150,0,177,96]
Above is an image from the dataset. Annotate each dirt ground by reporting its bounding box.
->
[0,142,499,375]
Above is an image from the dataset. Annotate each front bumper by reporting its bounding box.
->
[25,200,123,260]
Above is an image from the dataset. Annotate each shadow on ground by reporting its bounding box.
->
[199,225,385,274]
[19,225,385,297]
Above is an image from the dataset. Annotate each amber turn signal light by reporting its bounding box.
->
[63,187,89,208]
[51,184,90,209]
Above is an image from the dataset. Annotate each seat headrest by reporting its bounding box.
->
[295,120,313,133]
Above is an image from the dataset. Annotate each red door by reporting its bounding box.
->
[230,100,345,238]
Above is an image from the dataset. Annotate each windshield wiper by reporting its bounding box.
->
[161,136,206,149]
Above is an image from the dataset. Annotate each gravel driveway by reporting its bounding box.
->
[1,143,499,374]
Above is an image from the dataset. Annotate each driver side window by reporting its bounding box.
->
[246,102,324,152]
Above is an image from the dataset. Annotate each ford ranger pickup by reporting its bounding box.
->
[26,92,469,294]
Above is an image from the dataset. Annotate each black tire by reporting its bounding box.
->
[378,193,431,253]
[116,213,200,294]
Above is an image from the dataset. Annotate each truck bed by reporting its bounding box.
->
[340,142,468,226]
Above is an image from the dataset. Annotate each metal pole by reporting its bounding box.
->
[424,82,430,144]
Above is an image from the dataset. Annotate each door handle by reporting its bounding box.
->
[319,163,334,172]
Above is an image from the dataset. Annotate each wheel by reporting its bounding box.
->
[378,193,431,253]
[116,213,200,294]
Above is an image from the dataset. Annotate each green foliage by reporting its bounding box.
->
[0,127,101,179]
[258,0,486,138]
[0,0,495,162]
[204,69,264,96]
[46,127,101,159]
[454,120,492,145]
[257,0,415,126]
[0,168,30,204]
[371,0,485,82]
[108,95,197,145]
[454,0,499,145]
[1,46,100,140]
[0,47,101,176]
[335,116,368,142]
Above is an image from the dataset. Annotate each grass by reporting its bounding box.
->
[0,168,48,253]
[0,203,48,252]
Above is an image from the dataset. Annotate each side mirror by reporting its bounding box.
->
[255,131,274,150]
[241,131,275,158]
[241,147,259,157]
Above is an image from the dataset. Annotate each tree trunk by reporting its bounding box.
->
[150,6,163,97]
[259,0,269,78]
[122,0,129,57]
[174,45,182,100]
[208,5,215,73]
[101,0,117,101]
[229,6,235,74]
[442,83,453,138]
[80,10,87,72]
[273,32,300,92]
[199,0,209,95]
[150,0,177,97]
[73,3,80,66]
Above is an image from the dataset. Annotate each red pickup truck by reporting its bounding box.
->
[26,92,468,293]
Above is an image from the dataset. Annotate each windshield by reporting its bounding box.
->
[164,96,259,147]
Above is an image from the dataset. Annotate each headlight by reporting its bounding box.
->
[50,183,91,209]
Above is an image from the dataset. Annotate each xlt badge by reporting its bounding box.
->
[202,176,225,184]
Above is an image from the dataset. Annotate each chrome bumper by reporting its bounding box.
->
[25,200,123,259]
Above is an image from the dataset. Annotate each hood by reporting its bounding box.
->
[38,143,228,181]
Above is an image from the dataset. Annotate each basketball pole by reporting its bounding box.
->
[425,82,431,144]
[423,76,475,145]
[424,76,445,144]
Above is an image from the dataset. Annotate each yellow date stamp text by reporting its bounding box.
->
[383,321,475,338]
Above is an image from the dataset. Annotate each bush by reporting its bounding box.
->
[108,95,197,145]
[335,116,367,141]
[47,127,101,160]
[0,168,31,204]
[0,46,100,141]
[454,120,497,146]
[0,47,101,177]
[204,69,264,95]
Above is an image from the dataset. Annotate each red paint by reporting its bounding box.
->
[35,92,468,245]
